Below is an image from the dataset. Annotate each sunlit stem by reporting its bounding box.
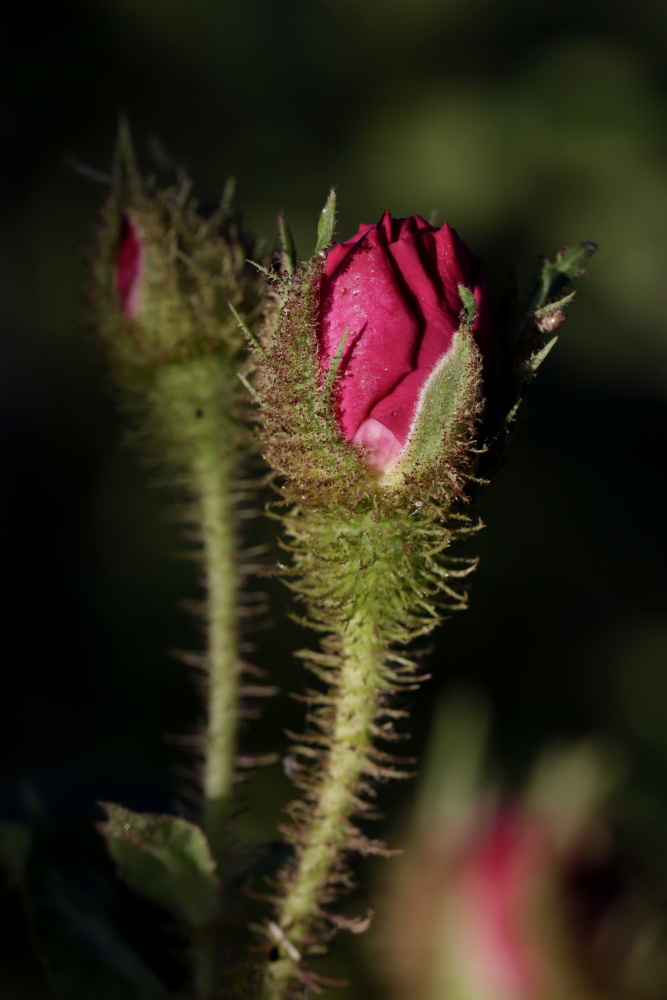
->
[261,613,382,1000]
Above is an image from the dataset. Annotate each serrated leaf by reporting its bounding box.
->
[532,240,597,316]
[99,804,219,929]
[314,188,336,255]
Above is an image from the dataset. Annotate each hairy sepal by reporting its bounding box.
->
[381,327,483,499]
[88,125,265,388]
[256,262,484,518]
[256,258,372,509]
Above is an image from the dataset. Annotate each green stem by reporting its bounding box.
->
[261,612,382,1000]
[195,441,240,872]
[151,357,244,999]
[187,448,239,1000]
[191,923,222,1000]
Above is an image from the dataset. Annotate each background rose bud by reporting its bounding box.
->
[115,216,142,319]
[89,126,265,384]
[379,803,616,1000]
[319,211,491,473]
[374,703,630,1000]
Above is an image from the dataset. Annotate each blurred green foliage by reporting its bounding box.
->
[2,0,667,995]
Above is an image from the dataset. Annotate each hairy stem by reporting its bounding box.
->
[189,436,238,1000]
[261,612,382,999]
[195,442,240,871]
[151,358,244,999]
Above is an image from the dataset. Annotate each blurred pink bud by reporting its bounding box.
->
[379,803,610,1000]
[453,811,552,1000]
[115,216,142,319]
[318,211,491,472]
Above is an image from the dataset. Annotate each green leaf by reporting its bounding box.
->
[314,188,336,255]
[531,240,597,317]
[278,212,297,274]
[99,804,219,929]
[524,334,559,376]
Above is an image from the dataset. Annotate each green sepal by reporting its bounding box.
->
[99,804,219,929]
[457,283,478,331]
[314,188,336,255]
[277,212,297,274]
[383,327,483,496]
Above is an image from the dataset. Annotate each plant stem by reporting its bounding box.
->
[151,357,244,998]
[187,386,240,1000]
[195,440,240,874]
[261,611,382,1000]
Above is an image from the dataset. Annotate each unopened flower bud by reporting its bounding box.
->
[257,201,490,508]
[89,124,265,385]
[377,706,625,1000]
[319,211,491,475]
[115,216,142,319]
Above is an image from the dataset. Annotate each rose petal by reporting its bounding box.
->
[319,212,492,471]
[352,418,404,472]
[116,217,142,318]
[319,223,419,442]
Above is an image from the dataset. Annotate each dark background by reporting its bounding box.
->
[2,1,667,995]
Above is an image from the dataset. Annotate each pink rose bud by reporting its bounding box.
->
[115,216,143,319]
[318,211,491,473]
[451,811,552,1000]
[382,805,608,1000]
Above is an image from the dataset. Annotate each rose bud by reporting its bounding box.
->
[90,123,265,384]
[379,802,617,1000]
[319,211,492,476]
[376,704,625,1000]
[115,215,143,319]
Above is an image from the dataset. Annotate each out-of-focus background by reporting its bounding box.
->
[2,1,667,996]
